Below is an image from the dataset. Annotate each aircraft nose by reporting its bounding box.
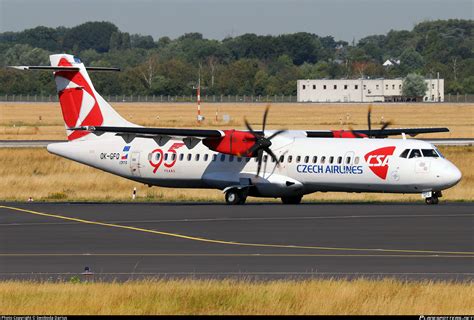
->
[445,163,462,187]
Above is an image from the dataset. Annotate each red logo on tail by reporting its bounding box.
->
[56,57,103,140]
[364,146,396,180]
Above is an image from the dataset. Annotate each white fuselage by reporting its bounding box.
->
[47,131,462,198]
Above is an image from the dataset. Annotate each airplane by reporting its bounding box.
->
[11,54,462,205]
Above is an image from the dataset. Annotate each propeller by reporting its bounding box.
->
[351,104,392,138]
[244,105,286,176]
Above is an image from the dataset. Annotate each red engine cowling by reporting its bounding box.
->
[203,130,256,157]
[331,130,367,138]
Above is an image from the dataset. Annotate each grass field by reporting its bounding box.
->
[1,279,472,315]
[0,102,473,140]
[0,146,472,202]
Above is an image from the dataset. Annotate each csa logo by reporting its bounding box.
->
[364,146,396,180]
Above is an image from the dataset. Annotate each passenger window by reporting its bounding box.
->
[321,156,326,164]
[246,157,251,162]
[220,154,226,161]
[422,149,439,158]
[204,154,209,161]
[179,154,184,161]
[312,156,317,163]
[279,155,284,162]
[164,153,168,161]
[229,155,234,162]
[195,154,200,161]
[409,149,422,158]
[329,156,334,164]
[212,154,217,161]
[171,153,176,161]
[155,153,161,161]
[337,156,342,164]
[237,157,243,162]
[354,156,359,164]
[296,156,301,163]
[399,149,410,158]
[346,157,351,164]
[288,156,293,163]
[304,156,309,163]
[187,154,192,161]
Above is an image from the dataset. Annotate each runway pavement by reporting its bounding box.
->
[0,202,473,281]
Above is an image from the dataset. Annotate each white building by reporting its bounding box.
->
[297,78,444,103]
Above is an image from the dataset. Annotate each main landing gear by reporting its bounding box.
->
[225,189,247,205]
[424,191,442,205]
[281,196,303,204]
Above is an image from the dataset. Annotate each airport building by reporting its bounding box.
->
[297,78,444,103]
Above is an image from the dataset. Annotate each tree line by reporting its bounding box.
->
[0,19,472,96]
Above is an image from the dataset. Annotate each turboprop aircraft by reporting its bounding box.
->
[11,54,462,205]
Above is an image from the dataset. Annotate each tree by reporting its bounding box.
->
[402,73,428,97]
[400,48,424,73]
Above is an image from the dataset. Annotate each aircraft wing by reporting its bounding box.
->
[306,127,450,138]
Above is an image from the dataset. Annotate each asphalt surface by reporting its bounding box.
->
[0,202,473,281]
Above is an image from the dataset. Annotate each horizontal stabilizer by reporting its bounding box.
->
[9,66,120,72]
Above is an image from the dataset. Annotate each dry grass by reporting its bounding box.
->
[0,279,472,315]
[0,146,472,202]
[0,102,473,140]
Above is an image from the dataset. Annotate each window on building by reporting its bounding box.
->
[363,85,367,90]
[399,84,402,89]
[376,85,379,90]
[392,84,395,89]
[187,154,192,161]
[312,156,317,163]
[302,85,306,90]
[344,85,348,90]
[313,85,316,90]
[355,85,358,89]
[334,85,337,89]
[323,85,327,90]
[304,156,309,163]
[354,156,359,164]
[195,154,200,161]
[385,84,388,90]
[432,84,435,89]
[329,156,334,164]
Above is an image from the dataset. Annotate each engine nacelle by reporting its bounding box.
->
[203,129,256,157]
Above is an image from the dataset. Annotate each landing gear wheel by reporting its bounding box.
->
[281,196,303,204]
[225,189,246,205]
[425,197,439,205]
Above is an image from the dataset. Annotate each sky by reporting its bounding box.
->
[0,0,472,42]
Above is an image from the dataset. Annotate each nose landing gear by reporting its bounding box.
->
[424,191,442,205]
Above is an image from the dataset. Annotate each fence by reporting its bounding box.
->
[1,93,474,103]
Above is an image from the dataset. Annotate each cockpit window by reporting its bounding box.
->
[399,149,410,158]
[435,148,444,158]
[408,149,422,158]
[421,149,439,157]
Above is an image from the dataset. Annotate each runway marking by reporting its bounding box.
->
[1,213,472,226]
[0,253,473,258]
[1,205,473,256]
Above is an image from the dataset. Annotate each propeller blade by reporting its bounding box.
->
[256,149,263,177]
[262,105,270,133]
[247,142,261,156]
[367,105,372,138]
[244,118,256,135]
[380,120,392,131]
[264,147,280,166]
[267,129,286,140]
